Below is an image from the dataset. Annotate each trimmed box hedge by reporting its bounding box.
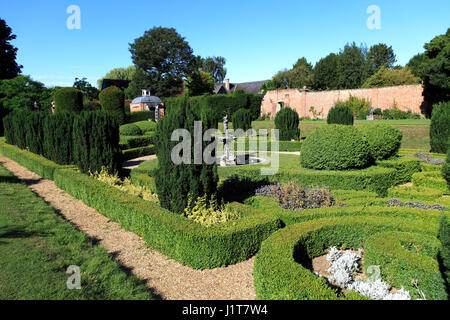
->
[0,141,61,180]
[376,156,422,185]
[247,196,445,227]
[254,215,447,300]
[53,168,281,269]
[412,171,449,193]
[136,157,397,196]
[120,134,155,150]
[122,145,155,161]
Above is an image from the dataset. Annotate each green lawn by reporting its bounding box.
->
[0,164,153,300]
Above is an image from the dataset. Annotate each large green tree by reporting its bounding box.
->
[73,77,99,100]
[129,27,197,98]
[0,18,22,80]
[185,71,215,96]
[419,28,450,117]
[336,43,373,89]
[362,66,420,88]
[261,57,313,92]
[312,53,339,90]
[198,56,227,83]
[0,75,52,111]
[407,53,427,78]
[367,43,397,70]
[97,66,136,89]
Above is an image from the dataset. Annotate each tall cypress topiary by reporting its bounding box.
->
[430,101,450,153]
[232,108,252,134]
[73,111,121,174]
[274,107,300,141]
[154,98,219,214]
[99,86,126,125]
[327,104,354,125]
[43,113,75,165]
[54,87,83,113]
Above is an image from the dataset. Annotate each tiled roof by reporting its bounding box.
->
[214,80,268,95]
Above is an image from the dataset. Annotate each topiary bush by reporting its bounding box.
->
[327,105,354,125]
[99,86,126,125]
[430,101,450,153]
[54,87,83,113]
[154,97,219,214]
[72,111,121,174]
[133,120,157,133]
[42,112,75,165]
[119,123,142,136]
[232,108,252,134]
[274,107,300,141]
[300,125,370,170]
[359,124,403,161]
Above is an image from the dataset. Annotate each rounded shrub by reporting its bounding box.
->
[119,123,142,136]
[327,105,354,125]
[301,125,370,170]
[430,101,450,153]
[359,124,403,161]
[231,108,252,134]
[134,120,157,133]
[99,86,126,125]
[54,87,83,113]
[274,107,300,141]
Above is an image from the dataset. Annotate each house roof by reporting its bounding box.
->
[101,79,131,91]
[214,80,269,95]
[131,96,162,105]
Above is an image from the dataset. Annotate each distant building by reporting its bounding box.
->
[214,78,268,95]
[101,79,131,91]
[130,89,165,119]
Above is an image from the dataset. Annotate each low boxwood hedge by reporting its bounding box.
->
[387,185,444,202]
[365,231,445,300]
[0,141,62,180]
[53,168,282,269]
[412,171,449,193]
[247,196,445,227]
[377,156,421,185]
[253,215,447,300]
[120,134,155,150]
[137,157,397,196]
[133,120,157,133]
[122,145,155,161]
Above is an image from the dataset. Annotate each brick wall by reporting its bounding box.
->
[261,84,425,119]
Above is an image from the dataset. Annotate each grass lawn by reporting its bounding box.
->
[0,164,152,300]
[219,119,431,151]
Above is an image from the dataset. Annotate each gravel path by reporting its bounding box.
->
[0,155,256,300]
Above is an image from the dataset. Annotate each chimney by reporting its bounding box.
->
[225,79,230,91]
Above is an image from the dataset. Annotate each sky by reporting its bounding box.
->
[1,0,449,88]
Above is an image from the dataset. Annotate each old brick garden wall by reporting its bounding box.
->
[261,84,425,119]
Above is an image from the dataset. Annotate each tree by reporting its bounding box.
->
[0,18,22,80]
[336,43,373,89]
[0,75,52,112]
[185,71,215,97]
[126,68,183,99]
[154,98,218,214]
[97,66,136,89]
[129,27,197,97]
[362,66,420,88]
[198,56,227,83]
[73,77,99,100]
[260,76,286,93]
[368,43,397,70]
[407,53,427,78]
[261,57,313,92]
[312,53,339,90]
[419,28,450,117]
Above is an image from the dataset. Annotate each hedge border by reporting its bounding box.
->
[0,141,282,269]
[253,215,447,300]
[122,145,155,161]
